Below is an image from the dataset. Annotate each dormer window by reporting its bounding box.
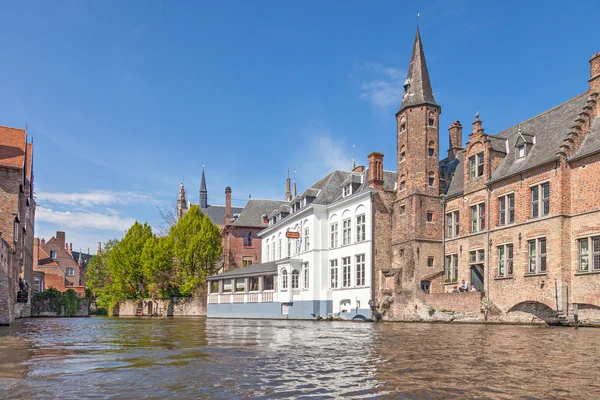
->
[518,145,525,159]
[343,184,352,197]
[403,79,411,97]
[515,129,533,160]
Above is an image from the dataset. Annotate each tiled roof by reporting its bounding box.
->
[399,28,437,112]
[37,248,58,266]
[571,116,600,160]
[0,126,33,179]
[445,151,465,198]
[206,261,278,280]
[197,204,244,227]
[232,199,287,227]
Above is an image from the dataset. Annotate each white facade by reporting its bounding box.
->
[258,189,373,318]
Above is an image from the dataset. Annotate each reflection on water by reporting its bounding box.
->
[0,317,599,399]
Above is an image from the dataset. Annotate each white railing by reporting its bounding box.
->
[207,291,277,304]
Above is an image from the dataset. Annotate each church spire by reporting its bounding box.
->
[285,168,292,201]
[177,181,188,219]
[399,27,437,113]
[199,165,207,209]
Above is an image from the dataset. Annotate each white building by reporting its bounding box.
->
[206,167,397,320]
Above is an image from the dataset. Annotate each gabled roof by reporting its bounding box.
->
[192,204,244,227]
[71,251,94,270]
[232,199,287,227]
[37,248,59,266]
[399,27,437,113]
[0,125,33,179]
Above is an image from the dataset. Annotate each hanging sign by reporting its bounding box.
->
[286,231,300,239]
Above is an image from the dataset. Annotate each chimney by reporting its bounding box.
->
[56,231,65,248]
[97,242,102,256]
[225,186,232,225]
[367,152,384,190]
[448,120,463,161]
[69,243,73,252]
[353,165,365,173]
[590,52,600,112]
[285,169,291,202]
[41,238,45,246]
[33,238,40,268]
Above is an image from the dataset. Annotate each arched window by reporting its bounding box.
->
[277,233,282,259]
[428,171,435,187]
[292,270,299,289]
[428,112,435,127]
[400,145,406,162]
[400,117,407,132]
[266,240,270,262]
[281,269,288,289]
[428,141,435,157]
[399,175,406,191]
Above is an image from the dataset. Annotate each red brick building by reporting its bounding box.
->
[370,29,600,324]
[0,125,35,324]
[33,232,86,297]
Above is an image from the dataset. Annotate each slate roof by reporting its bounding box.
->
[232,199,287,227]
[206,261,278,280]
[195,204,244,227]
[71,251,94,272]
[399,27,437,113]
[571,115,600,160]
[444,92,589,194]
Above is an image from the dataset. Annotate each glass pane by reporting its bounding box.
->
[470,251,476,263]
[580,239,589,255]
[581,255,590,272]
[542,183,550,198]
[593,237,600,252]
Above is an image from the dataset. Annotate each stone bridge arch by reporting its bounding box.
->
[506,301,557,324]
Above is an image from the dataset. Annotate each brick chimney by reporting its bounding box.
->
[41,238,45,246]
[448,120,463,161]
[367,152,384,190]
[225,186,232,225]
[590,52,600,113]
[285,169,291,202]
[56,231,66,248]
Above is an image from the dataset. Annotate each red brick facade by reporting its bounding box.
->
[371,31,600,325]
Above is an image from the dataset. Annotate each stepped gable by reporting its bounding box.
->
[232,199,287,227]
[571,115,600,160]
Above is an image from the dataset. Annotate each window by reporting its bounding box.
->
[428,141,435,157]
[356,254,365,286]
[421,281,431,293]
[243,231,253,247]
[271,241,275,261]
[428,112,435,127]
[330,222,338,248]
[426,212,433,222]
[471,203,486,232]
[497,244,514,277]
[242,257,253,267]
[578,236,600,272]
[342,218,351,246]
[531,183,550,218]
[428,172,435,187]
[399,177,406,191]
[264,276,274,291]
[278,237,282,259]
[528,238,547,274]
[427,256,434,268]
[223,279,232,293]
[13,220,18,244]
[342,257,351,288]
[400,146,406,162]
[66,268,74,276]
[400,117,406,132]
[330,260,338,289]
[356,214,366,242]
[266,243,270,262]
[343,185,352,197]
[400,204,406,215]
[65,280,74,287]
[446,211,459,238]
[34,278,41,293]
[235,278,245,292]
[291,270,299,289]
[469,249,485,280]
[445,254,458,281]
[210,281,219,293]
[518,145,526,158]
[303,263,309,289]
[303,227,310,251]
[469,152,484,179]
[249,277,259,291]
[498,194,515,225]
[50,250,57,259]
[281,269,288,290]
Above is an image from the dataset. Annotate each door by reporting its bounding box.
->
[471,265,484,292]
[147,301,153,315]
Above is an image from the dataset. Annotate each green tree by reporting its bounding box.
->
[141,235,176,298]
[169,206,222,296]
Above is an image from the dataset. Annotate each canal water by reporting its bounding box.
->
[0,318,599,399]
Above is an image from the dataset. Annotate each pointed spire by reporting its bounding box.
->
[352,145,356,170]
[293,170,297,198]
[399,26,437,113]
[199,165,207,209]
[78,249,83,266]
[285,168,292,202]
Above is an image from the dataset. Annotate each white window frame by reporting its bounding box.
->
[498,193,515,226]
[578,236,600,272]
[530,182,550,218]
[303,227,310,251]
[66,267,75,276]
[446,210,459,238]
[342,218,351,246]
[445,254,458,282]
[356,214,366,242]
[303,262,309,289]
[330,222,338,248]
[497,243,514,277]
[329,259,338,289]
[528,238,547,274]
[281,269,288,290]
[356,254,365,286]
[342,256,351,288]
[469,152,484,179]
[291,270,299,289]
[470,203,486,232]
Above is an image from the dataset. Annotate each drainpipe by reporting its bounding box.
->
[370,192,376,318]
[441,197,446,290]
[485,185,491,305]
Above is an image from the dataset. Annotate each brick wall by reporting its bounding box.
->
[222,226,263,271]
[0,237,12,325]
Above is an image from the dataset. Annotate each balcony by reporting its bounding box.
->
[208,291,277,304]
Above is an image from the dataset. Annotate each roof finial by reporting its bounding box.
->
[417,13,420,28]
[475,111,480,120]
[518,124,522,134]
[293,170,297,198]
[352,144,356,170]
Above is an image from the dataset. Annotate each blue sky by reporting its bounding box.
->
[0,1,598,252]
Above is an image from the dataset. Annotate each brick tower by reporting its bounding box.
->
[393,27,444,296]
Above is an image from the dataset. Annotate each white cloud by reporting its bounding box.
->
[353,62,405,109]
[36,207,135,231]
[36,190,154,208]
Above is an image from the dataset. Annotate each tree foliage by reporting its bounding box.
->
[86,206,222,310]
